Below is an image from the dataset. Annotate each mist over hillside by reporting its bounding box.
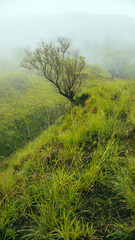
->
[1,12,135,77]
[1,5,135,238]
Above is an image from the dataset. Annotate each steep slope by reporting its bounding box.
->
[0,63,109,160]
[0,78,135,239]
[0,68,67,158]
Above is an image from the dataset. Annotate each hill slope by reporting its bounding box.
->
[0,78,135,239]
[0,63,109,160]
[0,67,67,159]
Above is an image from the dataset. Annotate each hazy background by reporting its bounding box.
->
[0,0,135,78]
[0,0,135,17]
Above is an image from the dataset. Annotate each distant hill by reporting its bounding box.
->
[1,12,135,77]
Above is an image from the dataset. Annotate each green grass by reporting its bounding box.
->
[0,68,67,159]
[0,65,135,239]
[0,63,110,159]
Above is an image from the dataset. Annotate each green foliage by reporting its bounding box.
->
[73,93,90,106]
[0,66,135,239]
[0,69,67,159]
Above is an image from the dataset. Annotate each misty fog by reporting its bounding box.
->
[0,0,135,78]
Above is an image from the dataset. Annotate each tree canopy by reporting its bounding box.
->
[22,37,86,102]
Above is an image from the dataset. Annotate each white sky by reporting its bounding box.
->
[0,0,135,17]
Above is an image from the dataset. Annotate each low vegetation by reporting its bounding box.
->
[0,63,108,160]
[0,67,67,159]
[0,69,135,239]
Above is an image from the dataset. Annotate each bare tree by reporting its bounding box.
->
[22,37,85,103]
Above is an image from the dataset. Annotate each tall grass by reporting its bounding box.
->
[0,78,135,239]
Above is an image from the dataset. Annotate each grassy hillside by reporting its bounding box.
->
[0,63,109,161]
[0,67,67,159]
[0,76,135,239]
